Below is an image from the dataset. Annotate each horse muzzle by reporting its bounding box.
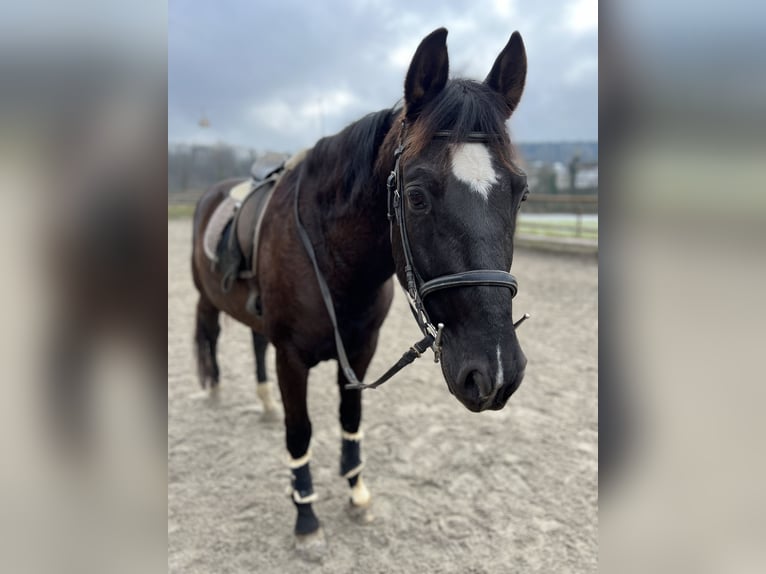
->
[443,345,527,412]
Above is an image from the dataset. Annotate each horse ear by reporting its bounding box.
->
[404,28,449,119]
[485,31,527,116]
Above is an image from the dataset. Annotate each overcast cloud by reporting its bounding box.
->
[169,0,597,151]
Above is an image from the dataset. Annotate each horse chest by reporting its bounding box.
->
[286,278,393,366]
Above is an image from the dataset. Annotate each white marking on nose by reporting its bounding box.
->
[496,345,504,389]
[450,143,498,199]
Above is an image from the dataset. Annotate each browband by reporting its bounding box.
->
[432,130,507,143]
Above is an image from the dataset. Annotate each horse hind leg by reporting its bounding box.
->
[194,294,221,389]
[252,330,269,383]
[251,330,278,420]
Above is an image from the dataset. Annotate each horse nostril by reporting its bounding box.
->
[463,369,493,400]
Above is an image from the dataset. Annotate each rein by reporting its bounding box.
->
[294,120,529,392]
[294,170,433,390]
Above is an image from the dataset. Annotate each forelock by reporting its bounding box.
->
[403,79,519,174]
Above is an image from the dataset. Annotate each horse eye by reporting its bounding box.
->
[514,185,529,213]
[407,189,428,211]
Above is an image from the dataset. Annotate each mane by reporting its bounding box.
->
[301,107,396,207]
[297,80,519,213]
[403,79,519,172]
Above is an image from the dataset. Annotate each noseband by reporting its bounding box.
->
[295,119,529,392]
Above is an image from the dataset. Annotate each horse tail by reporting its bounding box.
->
[193,293,221,389]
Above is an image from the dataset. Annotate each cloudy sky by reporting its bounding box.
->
[169,0,597,151]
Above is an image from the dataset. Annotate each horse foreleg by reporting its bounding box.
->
[337,334,378,522]
[276,346,325,558]
[251,330,277,418]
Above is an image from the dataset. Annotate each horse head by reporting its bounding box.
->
[389,28,529,412]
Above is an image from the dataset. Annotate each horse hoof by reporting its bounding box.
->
[294,528,327,562]
[347,501,375,525]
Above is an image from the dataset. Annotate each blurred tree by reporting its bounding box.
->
[568,153,581,192]
[168,144,271,192]
[536,163,558,195]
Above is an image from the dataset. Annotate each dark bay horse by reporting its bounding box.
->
[191,27,528,554]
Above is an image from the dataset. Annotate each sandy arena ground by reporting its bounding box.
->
[168,219,597,573]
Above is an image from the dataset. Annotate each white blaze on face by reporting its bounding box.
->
[450,143,498,200]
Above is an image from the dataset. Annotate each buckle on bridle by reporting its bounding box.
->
[405,269,417,301]
[387,171,396,193]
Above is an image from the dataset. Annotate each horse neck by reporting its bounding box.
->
[302,158,394,292]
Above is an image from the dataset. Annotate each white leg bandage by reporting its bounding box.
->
[341,429,364,441]
[288,449,311,469]
[340,428,364,478]
[288,449,317,504]
[292,490,318,504]
[342,462,364,479]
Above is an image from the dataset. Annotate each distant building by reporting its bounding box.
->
[517,142,598,164]
[525,160,598,195]
[575,163,598,189]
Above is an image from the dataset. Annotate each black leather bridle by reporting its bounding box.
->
[295,119,529,391]
[385,121,527,361]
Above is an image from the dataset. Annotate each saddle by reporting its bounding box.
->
[202,150,308,314]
